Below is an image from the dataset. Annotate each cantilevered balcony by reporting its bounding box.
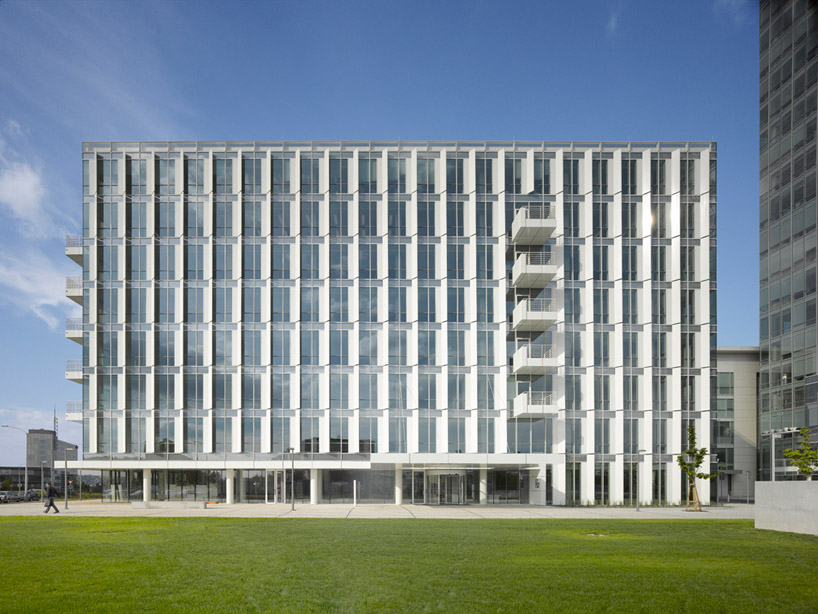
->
[65,401,83,422]
[511,252,559,288]
[65,234,83,265]
[512,298,558,331]
[513,391,558,418]
[66,359,83,383]
[512,344,560,374]
[66,318,83,343]
[66,277,83,304]
[511,204,557,245]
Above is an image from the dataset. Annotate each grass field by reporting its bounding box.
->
[2,518,816,613]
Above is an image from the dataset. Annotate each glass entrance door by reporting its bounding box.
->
[426,473,465,505]
[265,470,289,504]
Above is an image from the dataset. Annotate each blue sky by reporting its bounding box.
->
[0,0,758,464]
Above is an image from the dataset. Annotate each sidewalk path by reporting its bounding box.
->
[0,501,756,520]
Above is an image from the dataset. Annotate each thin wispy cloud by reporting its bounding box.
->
[607,0,624,36]
[714,0,752,25]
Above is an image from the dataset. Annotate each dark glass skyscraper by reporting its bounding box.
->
[759,0,818,479]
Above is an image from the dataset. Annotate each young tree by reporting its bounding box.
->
[676,424,718,511]
[783,427,818,480]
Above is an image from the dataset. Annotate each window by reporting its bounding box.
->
[127,157,147,195]
[476,287,494,322]
[156,287,175,323]
[593,202,608,237]
[651,245,667,281]
[565,288,581,323]
[242,244,261,279]
[359,329,378,365]
[505,158,521,194]
[476,157,492,193]
[301,330,320,365]
[270,286,290,322]
[242,374,262,409]
[622,159,637,196]
[242,287,261,323]
[157,244,175,280]
[330,329,349,365]
[477,414,495,453]
[301,201,319,236]
[301,416,319,452]
[621,201,637,238]
[651,202,667,238]
[330,286,349,322]
[271,244,290,279]
[330,201,348,236]
[388,244,407,279]
[447,244,465,279]
[330,244,348,279]
[418,244,436,279]
[448,287,465,322]
[359,201,377,236]
[418,373,437,410]
[418,416,436,453]
[623,288,638,324]
[418,329,436,365]
[563,202,579,237]
[212,373,232,408]
[388,202,406,236]
[272,158,290,194]
[624,376,638,411]
[185,287,204,323]
[156,330,175,366]
[418,287,436,322]
[127,331,146,367]
[389,373,408,409]
[447,202,464,236]
[97,331,118,366]
[329,413,348,451]
[127,375,146,410]
[389,330,407,366]
[243,200,262,237]
[186,200,204,236]
[359,156,377,194]
[681,202,696,238]
[651,159,666,194]
[593,288,609,323]
[301,244,319,279]
[215,200,233,236]
[652,289,667,324]
[681,289,696,324]
[359,286,378,322]
[652,332,667,367]
[271,201,290,236]
[359,415,378,452]
[301,158,319,194]
[98,201,119,237]
[477,244,493,279]
[127,288,146,323]
[653,375,667,410]
[129,201,147,237]
[185,157,205,195]
[623,332,638,367]
[593,159,608,195]
[242,330,261,366]
[389,414,407,452]
[301,374,319,409]
[446,158,464,194]
[213,158,232,194]
[359,244,377,279]
[97,158,118,195]
[653,418,668,454]
[359,374,378,411]
[128,245,146,280]
[214,245,233,279]
[566,331,581,367]
[681,245,696,281]
[270,329,289,366]
[476,201,493,236]
[417,158,435,194]
[388,286,407,322]
[214,287,232,322]
[448,373,466,409]
[477,330,494,365]
[595,416,610,452]
[418,201,435,236]
[680,158,695,196]
[157,202,175,237]
[593,246,608,281]
[156,158,176,195]
[329,158,348,194]
[622,245,637,281]
[681,332,695,368]
[242,158,262,194]
[447,330,465,366]
[594,331,609,367]
[563,159,579,195]
[534,158,550,194]
[477,374,494,410]
[388,158,406,193]
[301,287,319,322]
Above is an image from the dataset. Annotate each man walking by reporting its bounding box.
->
[44,482,59,514]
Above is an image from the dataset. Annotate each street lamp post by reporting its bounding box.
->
[1,425,27,497]
[40,461,47,496]
[64,446,77,510]
[287,448,295,511]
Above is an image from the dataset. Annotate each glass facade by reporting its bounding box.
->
[71,141,716,505]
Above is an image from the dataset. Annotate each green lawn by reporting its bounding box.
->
[2,518,816,613]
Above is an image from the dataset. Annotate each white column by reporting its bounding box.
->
[226,469,234,505]
[479,468,488,504]
[143,469,151,502]
[310,469,318,505]
[238,470,246,503]
[552,460,566,505]
[394,464,403,505]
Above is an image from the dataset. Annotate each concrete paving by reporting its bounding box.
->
[0,500,756,520]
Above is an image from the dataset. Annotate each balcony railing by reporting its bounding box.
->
[65,401,83,413]
[66,277,82,291]
[526,344,555,359]
[527,298,555,312]
[518,204,554,220]
[524,252,556,266]
[528,391,554,406]
[66,234,82,248]
[66,359,83,372]
[66,318,83,331]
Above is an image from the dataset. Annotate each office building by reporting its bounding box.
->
[759,1,818,479]
[66,140,716,505]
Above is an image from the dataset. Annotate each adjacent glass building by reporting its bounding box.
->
[759,1,818,479]
[66,141,716,505]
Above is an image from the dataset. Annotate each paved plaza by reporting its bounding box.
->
[0,500,756,520]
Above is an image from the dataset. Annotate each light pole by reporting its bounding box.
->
[64,446,77,510]
[287,448,295,511]
[40,461,47,496]
[1,425,27,496]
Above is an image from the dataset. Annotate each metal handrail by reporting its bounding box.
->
[66,234,82,248]
[524,253,554,266]
[66,318,83,330]
[527,298,555,312]
[517,204,554,220]
[529,391,554,405]
[66,277,82,290]
[66,360,83,372]
[525,344,554,359]
[65,401,83,412]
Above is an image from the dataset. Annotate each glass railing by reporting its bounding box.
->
[517,204,554,220]
[66,359,83,372]
[528,391,554,405]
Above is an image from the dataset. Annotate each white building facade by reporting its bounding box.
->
[66,141,717,505]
